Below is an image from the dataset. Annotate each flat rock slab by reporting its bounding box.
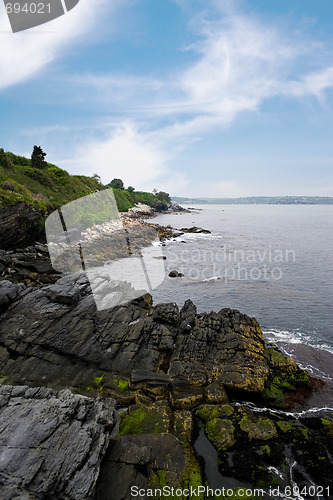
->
[0,385,116,499]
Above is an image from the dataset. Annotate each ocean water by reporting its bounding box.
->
[151,204,333,390]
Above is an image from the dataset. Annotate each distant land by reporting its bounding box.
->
[172,196,333,205]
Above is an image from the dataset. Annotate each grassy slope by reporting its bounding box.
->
[0,151,104,212]
[0,150,169,213]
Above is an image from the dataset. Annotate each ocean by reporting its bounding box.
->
[151,204,333,400]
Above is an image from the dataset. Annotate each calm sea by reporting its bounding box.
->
[151,204,333,391]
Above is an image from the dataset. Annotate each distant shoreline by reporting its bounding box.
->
[173,196,333,205]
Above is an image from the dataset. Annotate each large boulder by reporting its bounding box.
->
[0,385,116,499]
[0,202,45,250]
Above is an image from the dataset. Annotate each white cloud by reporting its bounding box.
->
[63,6,333,134]
[62,122,170,188]
[0,0,117,90]
[284,67,333,101]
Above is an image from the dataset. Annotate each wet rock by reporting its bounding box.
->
[0,242,60,286]
[0,384,116,499]
[239,413,277,440]
[262,347,312,409]
[168,269,184,277]
[179,226,211,234]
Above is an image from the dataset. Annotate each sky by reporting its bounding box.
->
[0,0,333,197]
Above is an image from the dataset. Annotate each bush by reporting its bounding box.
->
[112,188,135,212]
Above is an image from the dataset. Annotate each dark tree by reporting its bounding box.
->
[151,191,171,211]
[31,145,47,170]
[108,178,124,190]
[127,186,135,193]
[0,148,10,169]
[156,191,171,204]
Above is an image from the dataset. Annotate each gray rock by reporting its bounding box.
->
[0,279,25,307]
[0,385,116,499]
[0,278,269,394]
[95,434,186,500]
[44,274,84,304]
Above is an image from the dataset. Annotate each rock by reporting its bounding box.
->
[168,270,184,277]
[0,279,25,308]
[179,226,211,234]
[179,299,196,333]
[95,433,186,500]
[0,202,45,250]
[171,380,204,409]
[44,275,84,304]
[239,413,278,440]
[118,401,172,435]
[168,307,269,393]
[0,242,59,286]
[205,418,235,450]
[173,410,193,444]
[262,347,312,408]
[195,405,333,491]
[130,370,172,386]
[0,384,116,499]
[205,381,229,404]
[0,279,308,403]
[152,301,180,325]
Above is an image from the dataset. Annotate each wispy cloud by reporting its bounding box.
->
[59,4,333,193]
[0,0,118,91]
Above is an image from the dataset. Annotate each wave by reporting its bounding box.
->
[234,401,333,418]
[263,328,333,354]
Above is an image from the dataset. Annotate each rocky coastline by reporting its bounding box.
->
[0,202,332,499]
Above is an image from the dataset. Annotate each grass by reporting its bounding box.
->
[0,151,104,211]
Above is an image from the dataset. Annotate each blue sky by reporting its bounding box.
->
[1,0,333,197]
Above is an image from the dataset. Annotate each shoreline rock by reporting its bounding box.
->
[0,384,116,499]
[0,277,331,497]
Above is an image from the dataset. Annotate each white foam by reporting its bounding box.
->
[263,328,333,354]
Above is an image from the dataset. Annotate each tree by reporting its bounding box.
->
[0,148,10,169]
[108,178,124,190]
[151,191,171,211]
[92,173,101,184]
[127,186,135,193]
[31,145,47,170]
[156,191,171,204]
